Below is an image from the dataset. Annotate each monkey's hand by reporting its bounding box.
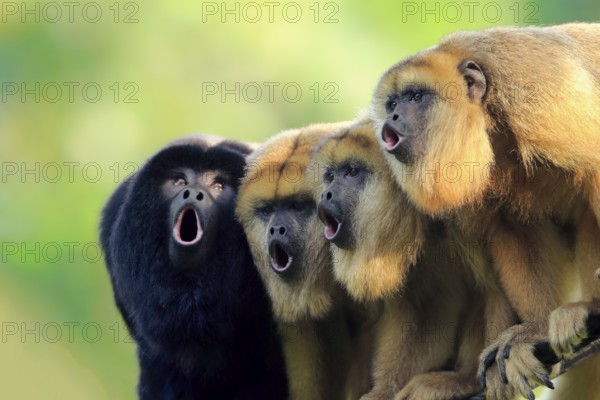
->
[549,300,600,357]
[478,323,554,400]
[359,388,395,400]
[394,372,480,400]
[476,360,516,400]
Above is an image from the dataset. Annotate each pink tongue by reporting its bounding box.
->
[324,226,335,239]
[323,217,339,240]
[382,125,403,151]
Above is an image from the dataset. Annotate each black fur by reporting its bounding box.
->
[100,139,287,399]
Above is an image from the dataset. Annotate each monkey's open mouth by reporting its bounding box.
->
[173,207,203,246]
[269,241,293,273]
[318,207,341,241]
[382,123,405,151]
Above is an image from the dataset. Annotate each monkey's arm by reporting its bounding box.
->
[396,322,484,400]
[359,300,426,400]
[549,207,600,357]
[396,372,481,400]
[477,218,570,399]
[279,320,328,400]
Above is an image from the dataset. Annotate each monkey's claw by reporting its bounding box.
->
[478,346,498,389]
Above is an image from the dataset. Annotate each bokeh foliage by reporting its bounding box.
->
[1,0,598,398]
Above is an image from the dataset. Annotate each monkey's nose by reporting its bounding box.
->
[269,225,286,237]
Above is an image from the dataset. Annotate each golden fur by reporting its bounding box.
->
[236,122,375,400]
[371,23,600,217]
[309,120,492,400]
[311,121,425,302]
[370,23,600,399]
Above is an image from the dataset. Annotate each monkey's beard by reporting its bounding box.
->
[379,103,493,216]
[245,217,335,323]
[331,178,425,301]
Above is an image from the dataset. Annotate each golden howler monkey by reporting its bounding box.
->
[100,135,287,399]
[236,123,376,400]
[309,119,491,400]
[370,23,600,399]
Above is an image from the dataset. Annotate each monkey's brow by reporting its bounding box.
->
[252,199,272,209]
[322,164,335,174]
[252,194,314,209]
[346,158,369,168]
[279,193,314,205]
[398,83,432,95]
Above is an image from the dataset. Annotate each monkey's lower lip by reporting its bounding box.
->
[318,207,341,241]
[173,207,203,246]
[269,242,292,273]
[381,123,405,152]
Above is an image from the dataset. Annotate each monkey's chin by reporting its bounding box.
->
[173,206,204,246]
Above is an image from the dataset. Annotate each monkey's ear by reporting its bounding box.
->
[459,60,486,102]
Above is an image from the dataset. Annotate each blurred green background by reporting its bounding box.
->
[0,0,598,398]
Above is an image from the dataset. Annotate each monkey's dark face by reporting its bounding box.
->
[317,161,370,249]
[381,85,436,164]
[163,168,235,270]
[254,195,316,278]
[129,143,247,273]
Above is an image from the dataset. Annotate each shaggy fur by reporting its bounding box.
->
[100,135,287,399]
[309,120,492,400]
[236,123,376,400]
[311,120,425,302]
[370,23,600,399]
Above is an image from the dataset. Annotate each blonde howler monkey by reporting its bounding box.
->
[236,123,377,400]
[370,23,600,399]
[309,119,495,400]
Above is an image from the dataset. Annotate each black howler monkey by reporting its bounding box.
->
[100,135,287,400]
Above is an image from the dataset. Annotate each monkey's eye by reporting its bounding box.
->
[401,88,429,104]
[385,99,398,113]
[257,205,274,217]
[289,202,305,211]
[346,166,359,177]
[411,91,423,102]
[211,178,225,191]
[324,171,334,183]
[172,177,187,186]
